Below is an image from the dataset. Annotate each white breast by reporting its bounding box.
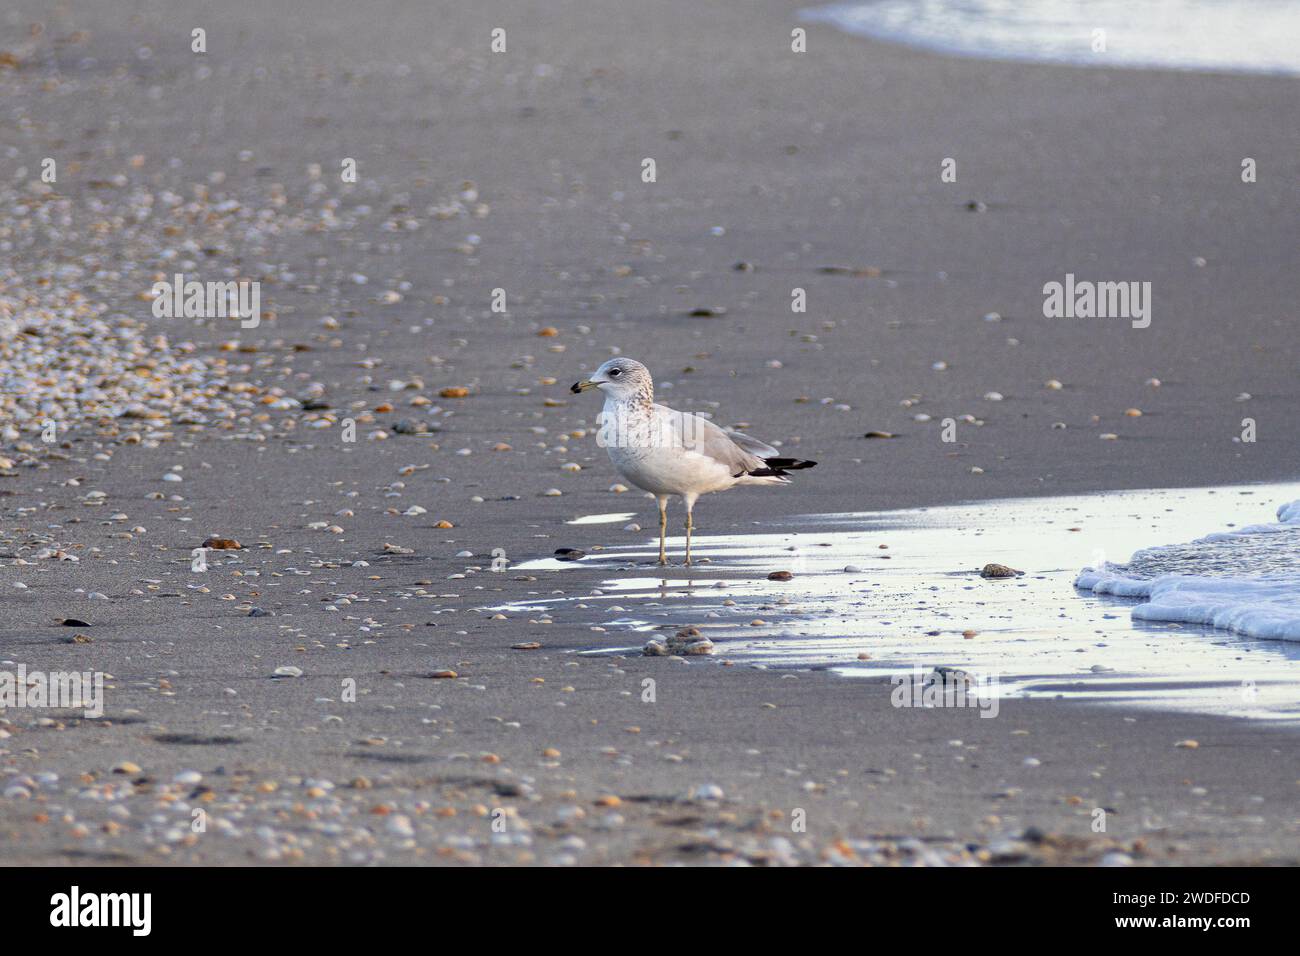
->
[600,399,735,497]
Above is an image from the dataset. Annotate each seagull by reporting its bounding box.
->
[571,358,816,565]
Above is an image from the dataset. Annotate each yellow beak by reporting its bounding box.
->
[570,379,598,393]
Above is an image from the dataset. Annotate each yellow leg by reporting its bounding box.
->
[684,509,694,566]
[657,496,668,566]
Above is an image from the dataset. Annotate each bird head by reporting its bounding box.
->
[571,357,653,400]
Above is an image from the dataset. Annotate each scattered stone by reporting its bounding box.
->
[386,815,415,838]
[980,563,1022,579]
[928,666,973,688]
[687,783,724,801]
[202,538,242,550]
[554,548,585,561]
[767,570,793,581]
[818,265,881,277]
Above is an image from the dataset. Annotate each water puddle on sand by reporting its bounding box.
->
[505,483,1300,722]
[564,512,638,526]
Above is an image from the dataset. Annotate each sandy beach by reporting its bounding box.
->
[0,0,1297,868]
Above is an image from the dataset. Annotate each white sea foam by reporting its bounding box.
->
[1076,499,1300,641]
[803,0,1300,76]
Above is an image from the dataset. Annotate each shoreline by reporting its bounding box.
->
[506,479,1300,723]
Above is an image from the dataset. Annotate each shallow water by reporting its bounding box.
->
[802,0,1300,76]
[507,483,1300,722]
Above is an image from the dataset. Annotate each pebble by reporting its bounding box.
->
[687,784,724,801]
[980,563,1021,578]
[386,815,415,838]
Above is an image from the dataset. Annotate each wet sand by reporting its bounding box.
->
[0,0,1297,865]
[507,483,1300,721]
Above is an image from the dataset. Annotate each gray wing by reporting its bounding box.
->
[723,428,780,459]
[658,405,769,476]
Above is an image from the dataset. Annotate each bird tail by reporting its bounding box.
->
[744,457,817,479]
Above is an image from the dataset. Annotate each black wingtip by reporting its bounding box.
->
[747,457,817,478]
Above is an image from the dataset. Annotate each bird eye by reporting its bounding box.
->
[609,368,621,377]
